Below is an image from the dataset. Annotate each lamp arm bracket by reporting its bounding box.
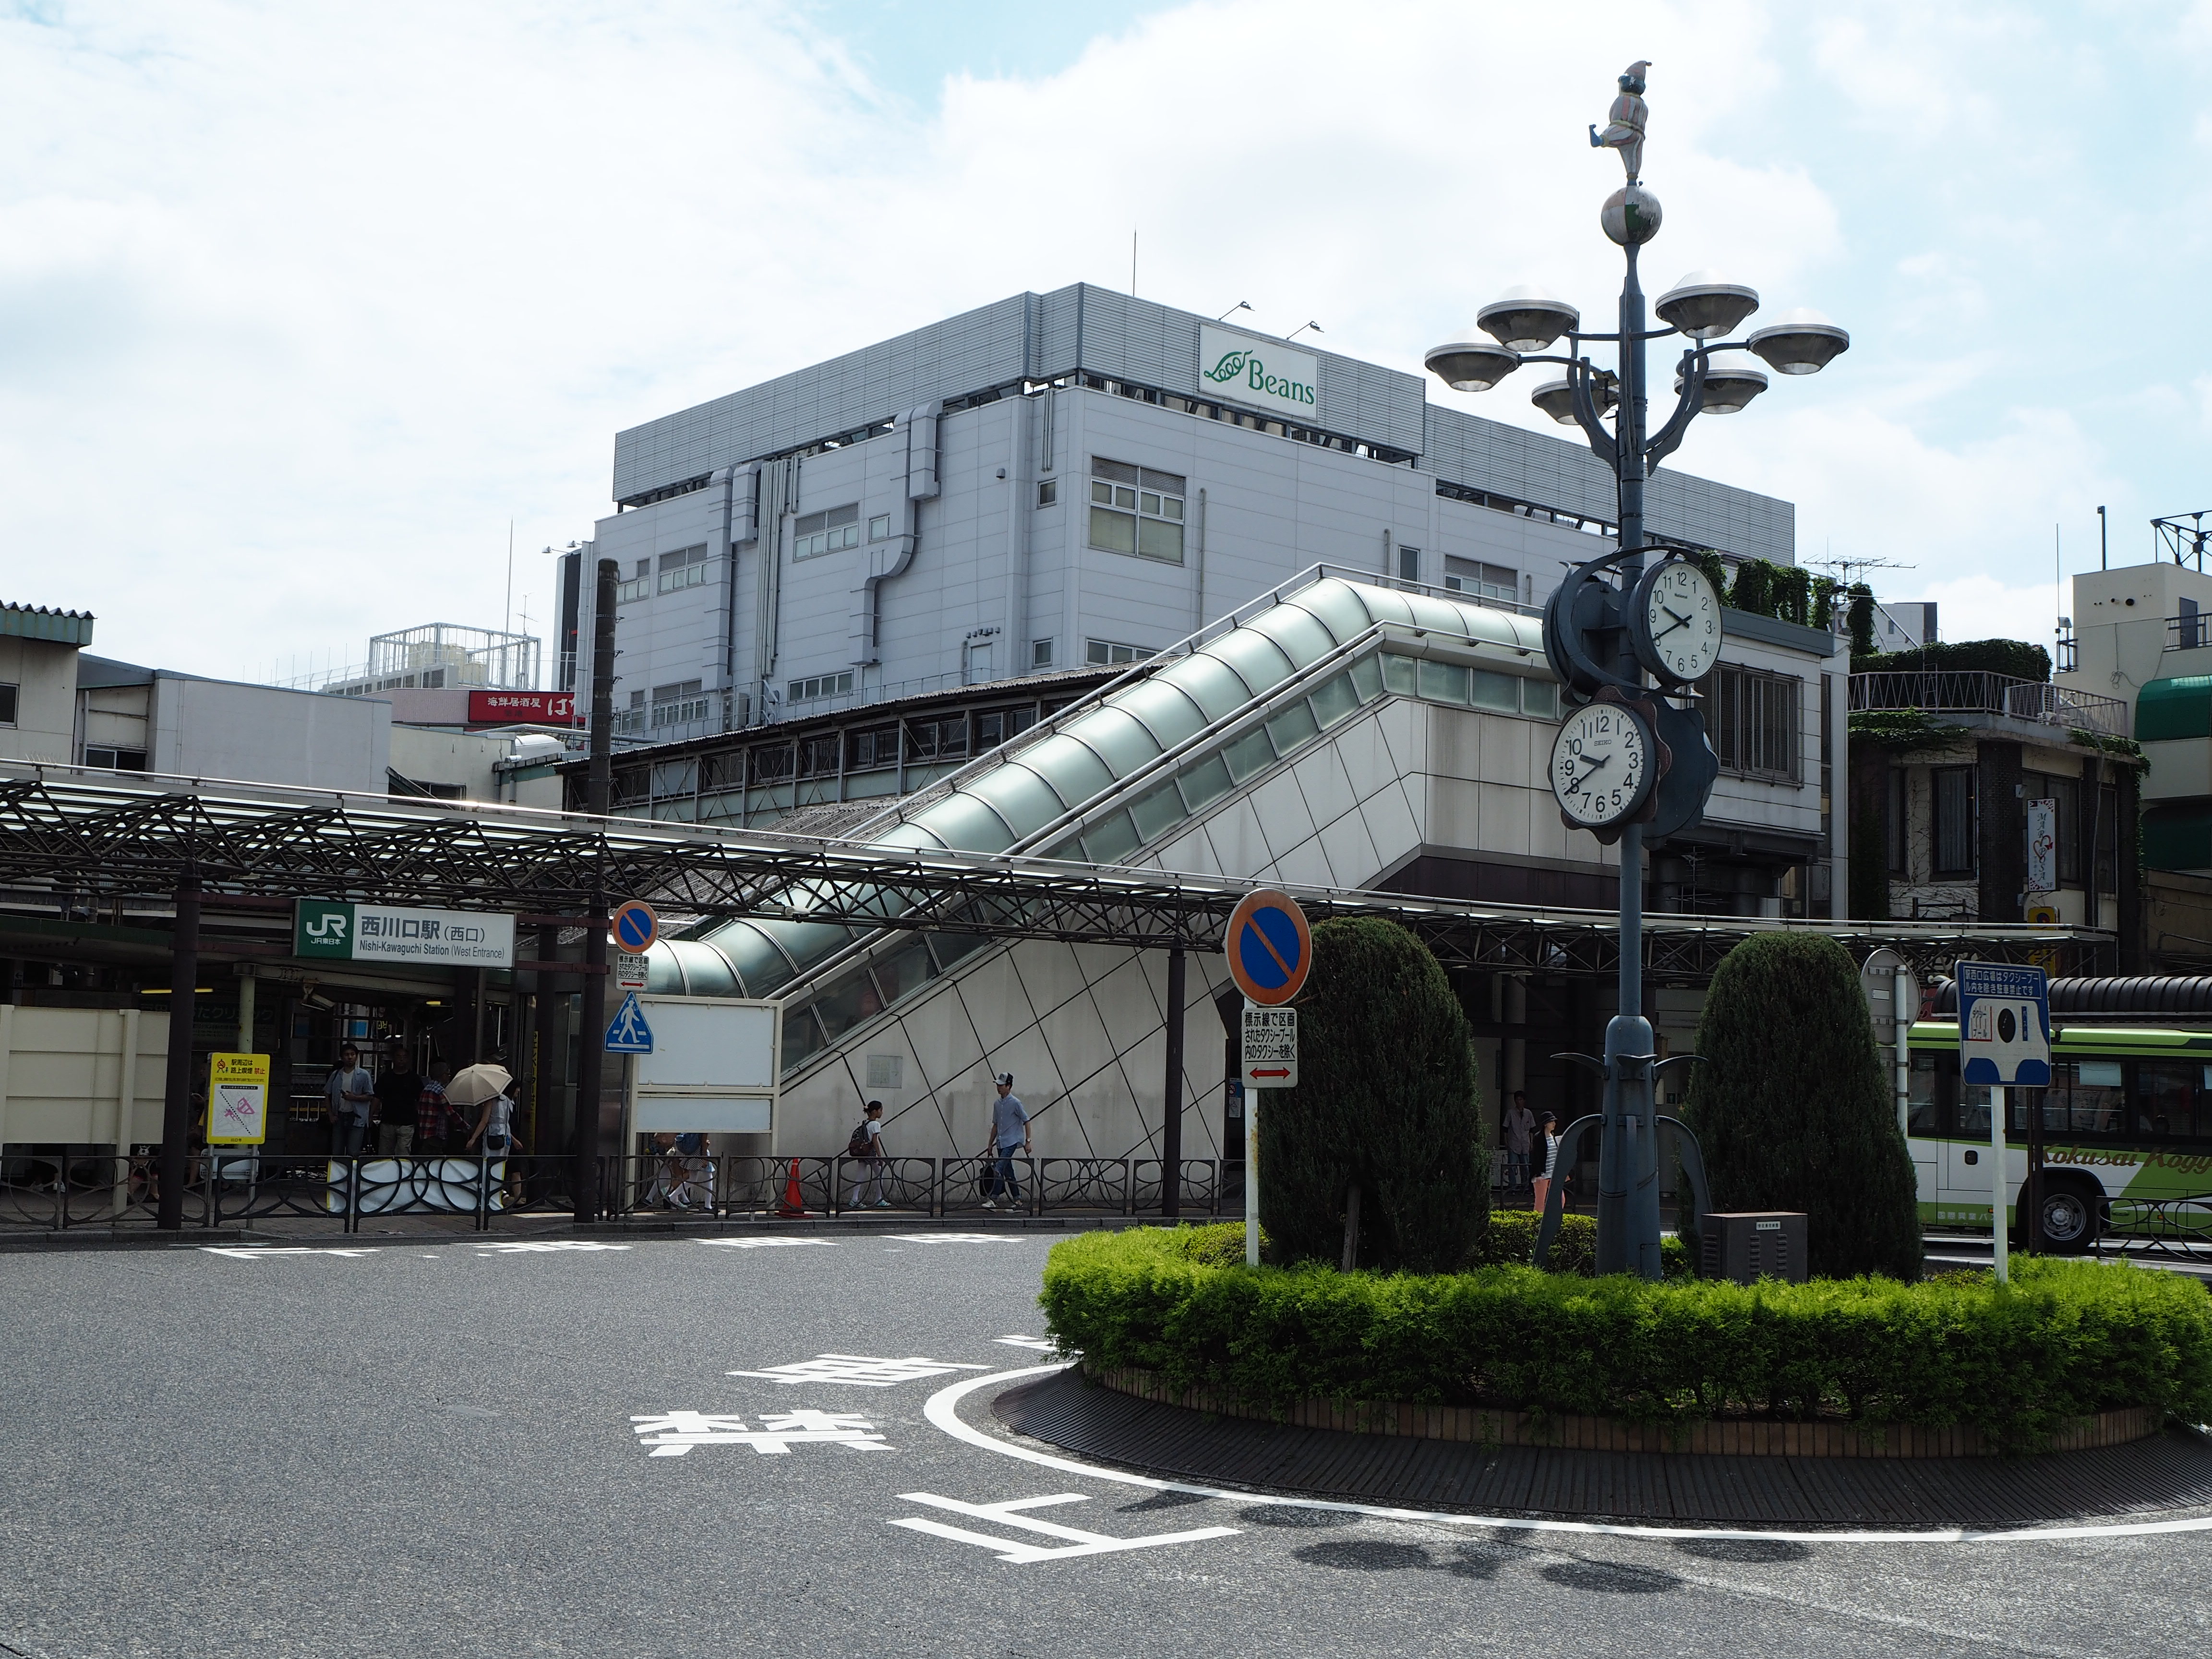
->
[1568,361,1619,470]
[1550,1051,1608,1078]
[1652,1053,1704,1079]
[1643,350,1706,471]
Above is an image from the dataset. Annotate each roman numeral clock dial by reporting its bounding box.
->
[1550,700,1658,832]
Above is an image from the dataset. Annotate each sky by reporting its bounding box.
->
[2,0,2209,680]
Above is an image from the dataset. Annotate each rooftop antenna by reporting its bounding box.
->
[2098,504,2107,570]
[1807,553,1913,585]
[2152,510,2212,571]
[1215,301,1252,322]
[1285,321,1323,341]
[1130,226,1137,297]
[504,519,514,637]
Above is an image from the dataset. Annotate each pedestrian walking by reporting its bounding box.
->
[325,1045,373,1156]
[979,1073,1029,1210]
[415,1061,453,1154]
[1531,1110,1562,1220]
[373,1043,423,1157]
[846,1100,889,1208]
[1503,1091,1535,1192]
[464,1083,516,1160]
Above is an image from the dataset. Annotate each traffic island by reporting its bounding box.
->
[1021,1224,2212,1523]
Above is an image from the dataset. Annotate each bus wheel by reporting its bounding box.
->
[2033,1183,2098,1254]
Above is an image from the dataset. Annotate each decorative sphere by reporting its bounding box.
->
[1600,185,1662,247]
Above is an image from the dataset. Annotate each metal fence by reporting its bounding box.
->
[1849,670,2130,738]
[0,1148,1244,1235]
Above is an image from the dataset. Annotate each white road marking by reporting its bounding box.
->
[730,1353,991,1387]
[475,1240,632,1253]
[994,1336,1058,1352]
[200,1246,377,1259]
[926,1365,2212,1546]
[697,1237,842,1250]
[888,1233,1022,1245]
[633,1409,890,1456]
[888,1491,1236,1563]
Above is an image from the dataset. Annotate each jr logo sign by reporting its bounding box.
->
[1197,325,1319,421]
[294,900,353,959]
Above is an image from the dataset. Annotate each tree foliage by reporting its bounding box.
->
[1853,637,2052,682]
[1257,917,1484,1273]
[1682,932,1923,1281]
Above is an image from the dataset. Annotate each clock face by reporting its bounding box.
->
[1635,560,1722,684]
[1551,702,1654,829]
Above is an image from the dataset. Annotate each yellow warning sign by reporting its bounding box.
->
[207,1052,271,1145]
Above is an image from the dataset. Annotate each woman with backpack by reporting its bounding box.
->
[846,1100,889,1209]
[1530,1109,1562,1220]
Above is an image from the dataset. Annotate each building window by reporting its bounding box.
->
[1032,638,1055,669]
[1887,772,1908,874]
[848,726,899,769]
[1443,555,1519,602]
[1085,638,1150,666]
[616,573,650,604]
[794,504,861,560]
[82,745,147,771]
[868,514,891,541]
[788,671,855,704]
[0,682,17,725]
[1933,765,1976,877]
[650,680,709,728]
[657,544,710,593]
[1703,664,1802,783]
[1088,457,1186,564]
[1036,479,1058,507]
[615,689,646,733]
[1397,544,1420,582]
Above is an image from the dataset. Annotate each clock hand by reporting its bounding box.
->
[1652,608,1692,640]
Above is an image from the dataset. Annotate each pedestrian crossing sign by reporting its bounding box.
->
[605,992,656,1054]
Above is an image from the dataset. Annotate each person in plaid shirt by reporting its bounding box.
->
[416,1061,454,1153]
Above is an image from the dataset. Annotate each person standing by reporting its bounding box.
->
[325,1045,373,1156]
[979,1073,1029,1211]
[1531,1110,1562,1221]
[415,1061,453,1154]
[846,1100,889,1209]
[465,1083,516,1160]
[373,1044,423,1157]
[1503,1091,1535,1194]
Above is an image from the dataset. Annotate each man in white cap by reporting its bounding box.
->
[980,1072,1030,1210]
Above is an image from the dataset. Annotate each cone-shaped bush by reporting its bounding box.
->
[1257,917,1484,1272]
[1682,931,1923,1280]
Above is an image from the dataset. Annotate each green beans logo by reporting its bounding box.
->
[1203,349,1252,385]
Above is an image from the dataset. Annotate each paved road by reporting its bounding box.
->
[1,1231,2207,1658]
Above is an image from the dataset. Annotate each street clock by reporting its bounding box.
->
[1629,558,1722,685]
[1550,697,1660,833]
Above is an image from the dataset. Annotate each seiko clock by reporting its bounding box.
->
[1630,558,1722,685]
[1551,699,1658,831]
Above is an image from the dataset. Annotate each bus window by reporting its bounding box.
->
[1907,1052,1942,1134]
[2072,1059,2125,1133]
[2136,1062,2194,1138]
[1958,1082,1991,1137]
[2010,1087,2050,1134]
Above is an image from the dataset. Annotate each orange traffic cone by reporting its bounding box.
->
[777,1157,806,1217]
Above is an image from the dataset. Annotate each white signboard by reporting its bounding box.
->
[354,905,516,968]
[1241,1005,1298,1090]
[1198,325,1320,422]
[2025,798,2058,893]
[627,996,781,1135]
[616,951,651,990]
[1957,960,2051,1087]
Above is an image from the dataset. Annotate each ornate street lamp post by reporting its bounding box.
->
[1424,63,1850,1279]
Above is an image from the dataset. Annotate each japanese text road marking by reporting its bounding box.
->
[632,1409,889,1456]
[887,1233,1022,1245]
[200,1247,377,1259]
[888,1492,1236,1563]
[697,1237,842,1250]
[475,1240,631,1253]
[729,1354,991,1387]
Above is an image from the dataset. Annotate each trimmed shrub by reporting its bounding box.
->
[1039,1229,2212,1450]
[1683,933,1923,1281]
[1170,1216,1684,1281]
[1259,917,1483,1274]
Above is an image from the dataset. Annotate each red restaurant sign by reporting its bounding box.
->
[468,690,578,725]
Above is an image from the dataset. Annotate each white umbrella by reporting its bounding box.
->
[445,1063,513,1108]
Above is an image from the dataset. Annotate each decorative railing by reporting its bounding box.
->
[1849,671,2129,739]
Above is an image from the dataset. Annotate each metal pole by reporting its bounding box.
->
[1892,967,1912,1138]
[157,877,201,1231]
[1162,947,1185,1219]
[1245,1087,1262,1267]
[1991,1084,2010,1285]
[588,557,618,816]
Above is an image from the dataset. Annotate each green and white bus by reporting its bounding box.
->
[1907,1017,2212,1251]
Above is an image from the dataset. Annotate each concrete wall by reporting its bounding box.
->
[0,1005,170,1147]
[0,637,80,764]
[149,674,391,792]
[388,725,518,799]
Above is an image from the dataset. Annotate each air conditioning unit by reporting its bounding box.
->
[1699,1212,1808,1284]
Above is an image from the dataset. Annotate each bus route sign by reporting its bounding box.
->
[1956,960,2050,1087]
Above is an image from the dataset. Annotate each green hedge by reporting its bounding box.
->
[1173,1214,1687,1278]
[1041,1227,2212,1450]
[1854,638,2052,682]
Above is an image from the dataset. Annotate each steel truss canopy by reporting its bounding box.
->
[0,768,2104,982]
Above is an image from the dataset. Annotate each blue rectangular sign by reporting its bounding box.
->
[1956,960,2050,1087]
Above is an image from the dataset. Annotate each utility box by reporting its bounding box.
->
[1700,1212,1808,1284]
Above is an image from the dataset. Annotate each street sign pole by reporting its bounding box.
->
[1956,960,2050,1288]
[1224,890,1312,1273]
[1246,1087,1262,1268]
[1992,1084,2010,1286]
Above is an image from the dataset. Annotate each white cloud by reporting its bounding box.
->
[0,0,2195,677]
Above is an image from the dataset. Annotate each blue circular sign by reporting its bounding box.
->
[1225,889,1311,1006]
[611,900,659,953]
